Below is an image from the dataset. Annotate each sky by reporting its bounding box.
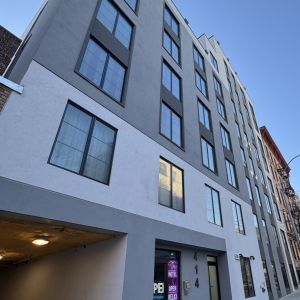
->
[0,0,299,193]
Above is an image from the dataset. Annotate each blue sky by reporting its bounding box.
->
[1,0,299,193]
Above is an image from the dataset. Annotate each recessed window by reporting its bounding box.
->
[225,160,238,188]
[246,177,253,200]
[274,202,281,222]
[216,98,226,120]
[97,0,133,48]
[240,147,247,166]
[159,158,184,212]
[210,52,219,72]
[220,125,232,151]
[49,103,117,184]
[163,31,180,64]
[249,157,255,176]
[195,71,208,97]
[258,167,266,185]
[164,6,179,37]
[262,219,270,244]
[231,201,245,234]
[253,214,261,240]
[213,76,223,97]
[198,101,211,131]
[231,100,237,115]
[236,122,241,139]
[264,194,272,214]
[194,47,205,71]
[272,225,279,247]
[240,257,255,298]
[79,39,126,102]
[267,177,275,195]
[160,103,182,147]
[253,145,259,160]
[255,186,262,206]
[206,185,222,226]
[125,0,137,11]
[162,62,181,100]
[201,138,217,173]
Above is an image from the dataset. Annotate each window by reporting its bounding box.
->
[240,148,247,166]
[274,202,281,222]
[164,6,179,37]
[49,103,117,184]
[258,168,266,185]
[255,186,262,206]
[214,77,223,97]
[228,79,233,95]
[272,225,279,247]
[198,101,211,131]
[79,39,126,102]
[249,126,255,140]
[249,157,255,176]
[262,219,270,244]
[231,100,237,115]
[206,185,222,226]
[159,158,184,212]
[163,31,179,63]
[125,0,137,11]
[271,263,281,294]
[216,99,226,120]
[236,122,241,138]
[220,125,232,151]
[231,201,245,234]
[264,194,272,214]
[226,160,238,188]
[253,214,261,240]
[162,62,181,100]
[246,178,253,200]
[97,0,133,48]
[267,178,275,195]
[210,52,218,71]
[201,138,216,172]
[195,71,208,97]
[193,47,205,71]
[160,103,182,147]
[240,257,255,298]
[262,260,272,293]
[253,145,259,160]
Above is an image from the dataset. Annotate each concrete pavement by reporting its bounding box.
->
[281,291,300,300]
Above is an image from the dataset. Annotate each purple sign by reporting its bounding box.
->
[167,259,179,300]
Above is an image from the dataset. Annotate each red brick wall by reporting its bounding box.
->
[0,83,11,111]
[0,26,21,75]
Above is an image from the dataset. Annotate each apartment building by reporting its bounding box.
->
[260,126,300,285]
[0,0,296,299]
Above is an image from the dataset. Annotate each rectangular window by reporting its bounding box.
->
[262,219,270,244]
[231,100,237,115]
[49,103,117,184]
[163,31,179,64]
[236,122,241,139]
[226,160,238,188]
[214,77,223,97]
[201,138,217,173]
[253,214,261,240]
[206,185,222,226]
[249,157,255,176]
[274,202,281,222]
[268,178,275,195]
[258,168,266,185]
[246,178,253,200]
[198,101,211,131]
[162,62,181,100]
[262,260,272,293]
[255,186,262,206]
[97,0,133,48]
[271,263,281,294]
[159,158,184,212]
[265,194,272,214]
[231,201,245,234]
[160,103,182,147]
[193,47,205,71]
[240,257,255,298]
[240,148,247,166]
[216,98,226,120]
[164,6,179,37]
[210,52,219,72]
[228,79,233,95]
[220,125,232,151]
[272,225,279,247]
[79,39,126,102]
[195,71,208,97]
[125,0,137,11]
[253,145,259,160]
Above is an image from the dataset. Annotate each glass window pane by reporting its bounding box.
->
[83,120,116,183]
[163,31,171,53]
[103,56,125,101]
[79,39,107,86]
[171,19,179,36]
[213,191,221,225]
[164,8,171,27]
[172,72,180,99]
[232,203,239,232]
[115,15,132,48]
[162,63,171,91]
[161,104,171,139]
[50,105,92,173]
[97,0,117,32]
[172,41,179,63]
[206,187,214,223]
[125,0,137,10]
[172,166,183,211]
[159,159,171,207]
[172,112,181,146]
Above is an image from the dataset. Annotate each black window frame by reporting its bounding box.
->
[193,46,205,72]
[195,70,208,98]
[216,98,227,121]
[225,159,238,189]
[201,137,217,174]
[240,257,255,298]
[164,5,180,37]
[210,52,219,72]
[198,100,212,131]
[220,125,232,151]
[205,185,223,227]
[48,101,118,185]
[162,60,182,101]
[163,30,180,65]
[231,200,245,234]
[213,76,223,98]
[124,0,138,12]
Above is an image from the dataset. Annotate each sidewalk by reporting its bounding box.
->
[281,290,300,299]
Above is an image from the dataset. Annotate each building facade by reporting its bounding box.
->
[260,126,300,285]
[0,0,297,299]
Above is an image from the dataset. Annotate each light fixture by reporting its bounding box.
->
[0,254,3,260]
[32,238,49,246]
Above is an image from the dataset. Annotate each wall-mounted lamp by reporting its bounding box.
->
[250,256,255,261]
[32,238,49,246]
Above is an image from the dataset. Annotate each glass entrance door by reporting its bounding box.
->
[207,256,221,300]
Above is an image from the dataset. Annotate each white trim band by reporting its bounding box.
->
[0,76,23,94]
